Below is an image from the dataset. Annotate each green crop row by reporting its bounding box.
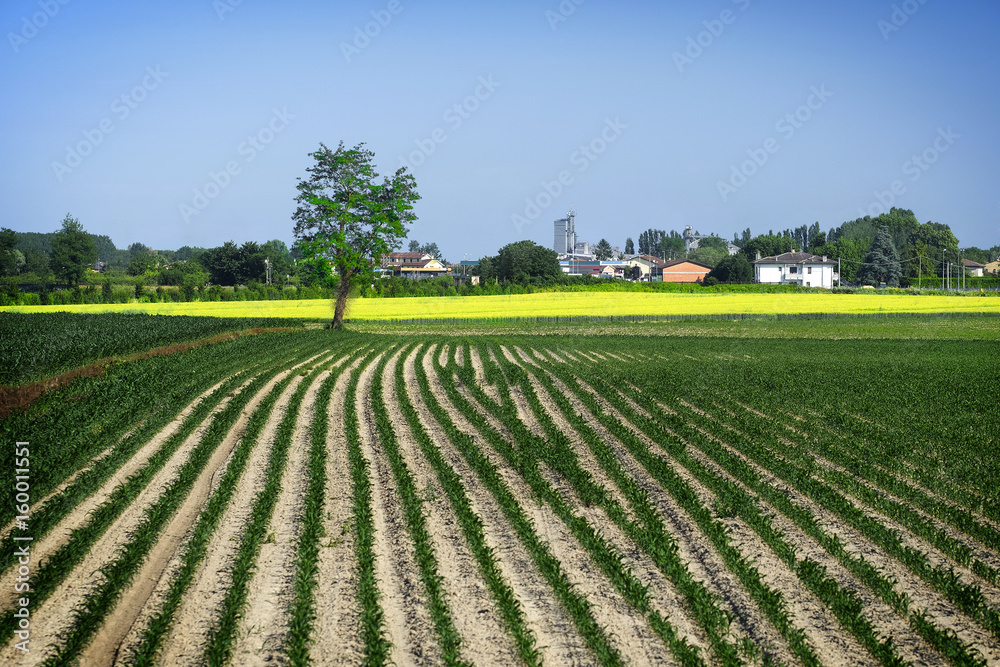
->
[494,344,820,666]
[343,348,393,665]
[368,349,470,666]
[482,344,727,666]
[35,347,328,664]
[201,353,339,666]
[667,391,1000,647]
[416,344,625,666]
[129,345,356,666]
[596,373,983,667]
[285,351,358,666]
[395,343,542,666]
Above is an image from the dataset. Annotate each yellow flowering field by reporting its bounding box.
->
[2,291,998,319]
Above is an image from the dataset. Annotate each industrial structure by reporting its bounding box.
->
[554,209,577,255]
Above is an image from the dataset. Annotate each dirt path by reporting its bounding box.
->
[231,355,350,665]
[311,353,367,666]
[357,350,441,667]
[467,344,500,404]
[418,344,595,666]
[387,347,518,666]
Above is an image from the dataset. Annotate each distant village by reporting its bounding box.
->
[381,210,861,290]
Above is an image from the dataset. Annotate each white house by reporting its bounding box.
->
[753,252,839,289]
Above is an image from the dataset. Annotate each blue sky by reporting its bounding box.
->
[2,0,997,262]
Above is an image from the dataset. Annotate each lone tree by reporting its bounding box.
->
[857,225,902,287]
[292,142,419,328]
[51,214,97,286]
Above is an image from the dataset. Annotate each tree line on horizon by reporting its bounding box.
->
[0,217,450,292]
[3,207,997,295]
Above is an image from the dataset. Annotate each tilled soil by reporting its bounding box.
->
[6,340,997,667]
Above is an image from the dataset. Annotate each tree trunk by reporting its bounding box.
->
[332,271,352,329]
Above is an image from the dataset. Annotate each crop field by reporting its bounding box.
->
[3,290,1000,320]
[2,319,999,666]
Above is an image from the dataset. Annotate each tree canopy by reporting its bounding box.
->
[292,141,419,328]
[857,225,902,287]
[706,253,754,284]
[477,240,560,283]
[594,238,613,261]
[407,239,445,263]
[0,228,17,278]
[50,214,97,286]
[738,233,799,262]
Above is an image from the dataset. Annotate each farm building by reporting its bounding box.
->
[660,258,712,283]
[381,252,452,279]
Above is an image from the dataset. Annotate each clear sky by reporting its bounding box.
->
[2,0,997,261]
